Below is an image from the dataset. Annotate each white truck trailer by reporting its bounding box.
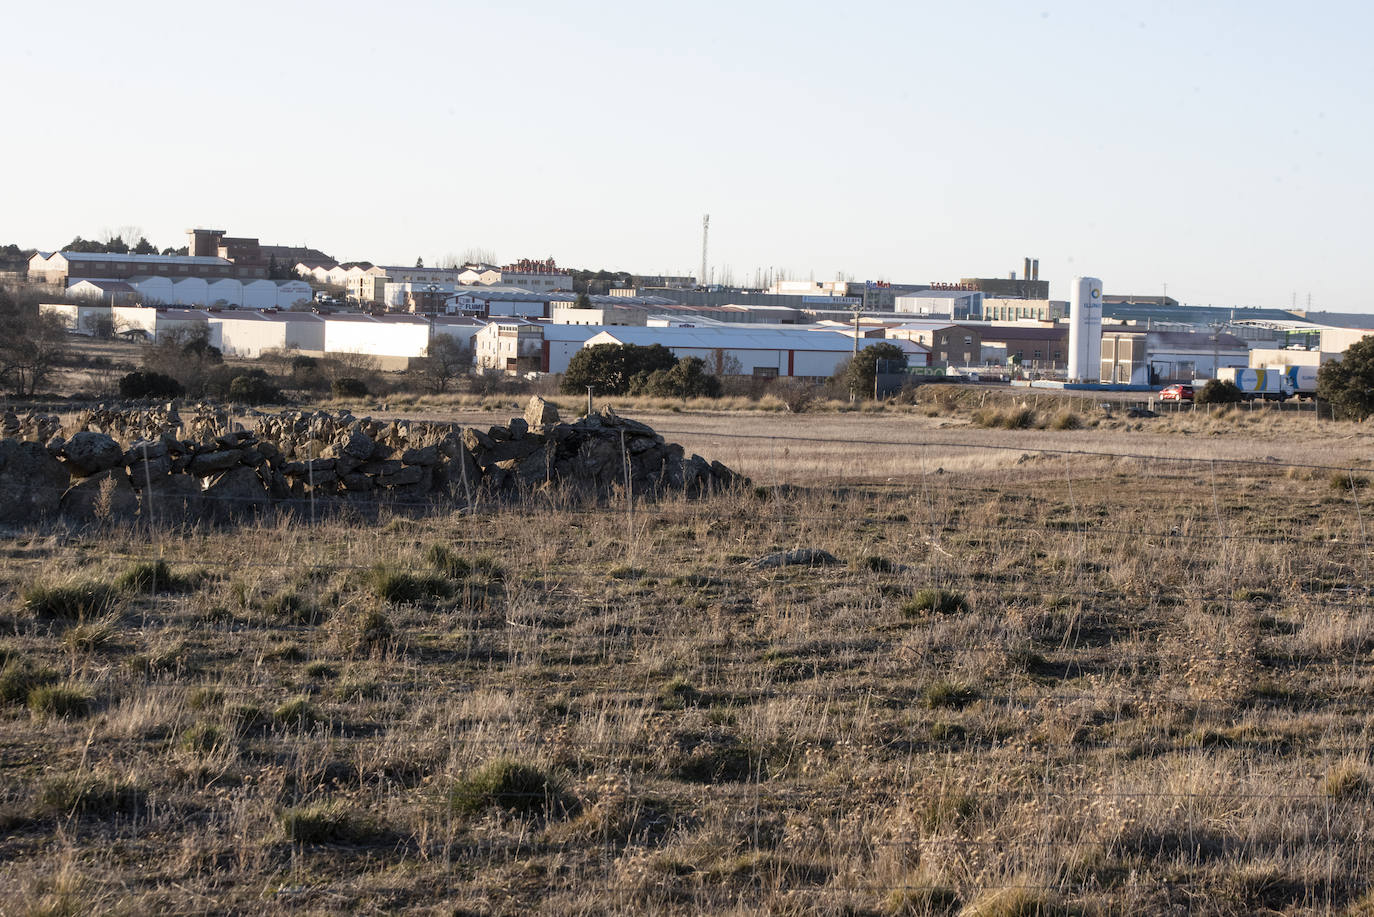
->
[1217,367,1293,400]
[1268,365,1318,400]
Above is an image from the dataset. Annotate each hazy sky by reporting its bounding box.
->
[4,1,1370,310]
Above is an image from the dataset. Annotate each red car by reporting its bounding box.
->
[1160,383,1194,402]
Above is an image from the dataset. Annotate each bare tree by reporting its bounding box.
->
[459,247,497,267]
[410,336,473,393]
[0,311,68,396]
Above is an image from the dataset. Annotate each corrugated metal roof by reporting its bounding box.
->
[58,252,233,267]
[587,326,862,351]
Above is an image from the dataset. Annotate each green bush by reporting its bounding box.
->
[561,343,677,396]
[180,722,225,754]
[1317,336,1374,420]
[1328,471,1370,493]
[227,371,281,405]
[923,681,977,710]
[1196,379,1245,404]
[366,564,451,604]
[273,697,321,728]
[0,661,60,704]
[424,543,470,578]
[448,759,573,817]
[115,559,195,594]
[259,590,321,625]
[22,582,118,620]
[332,377,369,398]
[37,775,144,819]
[28,684,94,719]
[902,588,970,617]
[658,677,704,710]
[118,370,183,399]
[281,803,384,844]
[337,607,392,657]
[60,620,117,654]
[971,407,1037,429]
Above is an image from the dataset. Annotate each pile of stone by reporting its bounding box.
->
[0,397,742,526]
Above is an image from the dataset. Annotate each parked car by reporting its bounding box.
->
[1160,383,1194,402]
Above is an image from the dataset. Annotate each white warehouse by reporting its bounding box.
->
[580,326,894,378]
[211,312,327,358]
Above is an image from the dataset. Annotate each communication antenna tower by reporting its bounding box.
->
[700,214,709,288]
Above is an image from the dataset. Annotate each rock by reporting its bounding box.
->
[358,460,401,476]
[137,473,203,521]
[0,439,70,524]
[504,450,551,489]
[574,436,622,482]
[524,396,560,429]
[62,431,123,476]
[379,465,425,488]
[508,418,529,439]
[334,453,363,476]
[751,549,841,569]
[60,469,138,523]
[341,472,375,492]
[475,437,542,471]
[189,449,244,476]
[401,444,439,466]
[121,439,168,465]
[202,465,269,518]
[340,430,375,460]
[127,454,173,485]
[462,428,495,454]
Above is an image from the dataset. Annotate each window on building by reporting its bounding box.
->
[1034,350,1043,360]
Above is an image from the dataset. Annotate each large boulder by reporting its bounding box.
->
[525,396,560,430]
[59,469,139,523]
[62,431,123,476]
[188,449,245,476]
[138,474,204,521]
[202,465,269,518]
[0,439,70,524]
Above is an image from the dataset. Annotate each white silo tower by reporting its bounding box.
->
[1067,277,1103,383]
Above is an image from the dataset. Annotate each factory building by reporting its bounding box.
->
[580,326,890,379]
[893,289,984,321]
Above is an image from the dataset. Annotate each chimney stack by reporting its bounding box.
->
[1032,259,1040,281]
[1024,257,1032,282]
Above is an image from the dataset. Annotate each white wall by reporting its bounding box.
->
[241,280,278,310]
[212,318,288,358]
[131,276,175,304]
[276,280,313,308]
[207,279,243,307]
[324,321,431,359]
[172,278,209,306]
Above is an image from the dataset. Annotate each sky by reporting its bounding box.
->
[3,0,1371,311]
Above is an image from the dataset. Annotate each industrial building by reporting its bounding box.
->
[886,322,982,369]
[893,289,984,321]
[28,251,238,286]
[983,299,1066,322]
[1098,329,1250,384]
[213,312,328,359]
[579,326,890,379]
[977,325,1069,370]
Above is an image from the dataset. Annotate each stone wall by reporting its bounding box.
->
[0,397,742,526]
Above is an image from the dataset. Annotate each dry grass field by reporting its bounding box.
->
[2,402,1373,915]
